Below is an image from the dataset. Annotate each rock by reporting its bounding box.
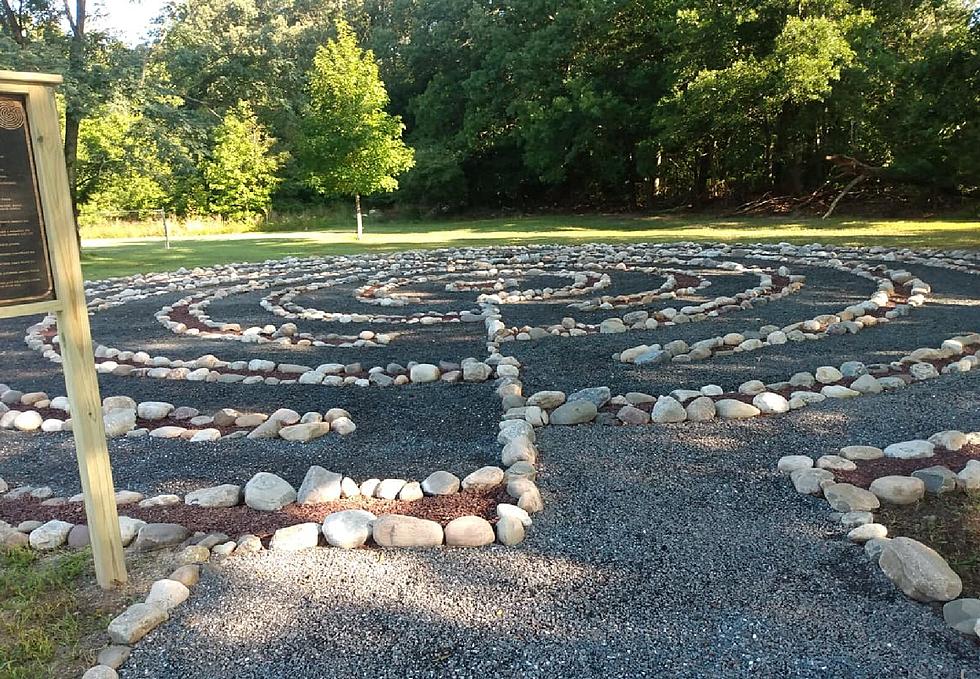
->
[409,363,440,383]
[617,405,650,425]
[566,386,611,408]
[848,523,888,543]
[234,534,263,554]
[526,390,566,409]
[957,460,980,490]
[421,471,461,496]
[445,516,495,547]
[462,466,504,492]
[82,665,118,679]
[879,537,963,602]
[462,361,493,382]
[117,516,146,546]
[331,417,356,436]
[865,537,892,562]
[790,468,834,495]
[133,523,190,551]
[174,545,210,565]
[869,476,926,505]
[136,401,174,420]
[943,598,980,634]
[139,494,180,508]
[883,440,935,459]
[821,385,860,399]
[278,422,331,442]
[185,484,241,508]
[97,645,131,669]
[322,510,376,548]
[816,455,857,472]
[777,455,813,473]
[840,511,874,528]
[752,392,789,414]
[28,519,73,550]
[911,465,957,494]
[269,522,320,551]
[189,428,221,442]
[824,484,880,512]
[685,396,716,421]
[715,399,761,419]
[372,514,443,547]
[849,374,882,394]
[68,524,90,549]
[297,466,343,504]
[840,445,884,461]
[148,426,186,439]
[376,478,407,500]
[929,430,968,451]
[549,400,597,425]
[13,410,42,432]
[102,409,136,438]
[246,417,283,439]
[650,396,687,423]
[815,366,843,383]
[518,487,544,513]
[144,578,190,611]
[501,436,538,465]
[169,565,201,588]
[107,603,168,644]
[496,515,526,545]
[399,482,424,501]
[244,472,297,511]
[497,503,532,527]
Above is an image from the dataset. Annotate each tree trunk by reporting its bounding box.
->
[355,193,363,240]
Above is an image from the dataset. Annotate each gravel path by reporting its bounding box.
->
[120,370,980,678]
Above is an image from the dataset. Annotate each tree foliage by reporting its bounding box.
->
[1,0,978,216]
[299,20,414,200]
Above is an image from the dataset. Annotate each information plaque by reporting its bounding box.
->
[0,93,55,306]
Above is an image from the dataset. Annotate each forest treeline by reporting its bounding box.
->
[1,0,978,219]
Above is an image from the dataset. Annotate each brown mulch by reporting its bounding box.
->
[0,486,511,540]
[833,444,980,489]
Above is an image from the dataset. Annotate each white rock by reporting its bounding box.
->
[322,510,376,549]
[883,440,935,460]
[244,472,297,511]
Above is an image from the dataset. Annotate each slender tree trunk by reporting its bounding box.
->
[355,193,363,240]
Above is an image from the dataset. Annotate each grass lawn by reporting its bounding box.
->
[80,214,980,280]
[0,548,111,678]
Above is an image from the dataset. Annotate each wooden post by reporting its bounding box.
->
[162,208,171,249]
[0,71,127,588]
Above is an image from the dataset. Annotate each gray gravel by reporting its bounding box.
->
[121,370,980,678]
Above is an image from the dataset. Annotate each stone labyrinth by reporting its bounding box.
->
[2,241,980,674]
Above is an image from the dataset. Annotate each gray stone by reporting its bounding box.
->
[421,471,461,496]
[82,665,119,679]
[911,466,957,495]
[824,484,880,512]
[107,603,168,644]
[715,399,761,419]
[133,523,190,551]
[566,386,611,408]
[777,455,813,474]
[28,519,73,550]
[879,537,963,602]
[496,514,525,546]
[244,472,297,511]
[278,422,331,442]
[297,466,343,504]
[848,523,888,543]
[840,445,884,461]
[943,598,980,634]
[684,396,716,421]
[790,468,834,495]
[97,645,131,669]
[883,439,935,459]
[322,510,376,549]
[550,400,597,425]
[650,396,687,423]
[185,484,241,508]
[376,478,407,500]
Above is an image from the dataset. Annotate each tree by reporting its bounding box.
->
[299,19,414,238]
[203,100,285,220]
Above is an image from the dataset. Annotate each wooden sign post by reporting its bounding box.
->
[0,71,126,588]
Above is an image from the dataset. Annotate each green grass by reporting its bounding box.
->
[0,548,107,678]
[80,213,980,280]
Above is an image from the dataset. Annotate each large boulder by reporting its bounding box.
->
[244,472,297,511]
[879,537,963,602]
